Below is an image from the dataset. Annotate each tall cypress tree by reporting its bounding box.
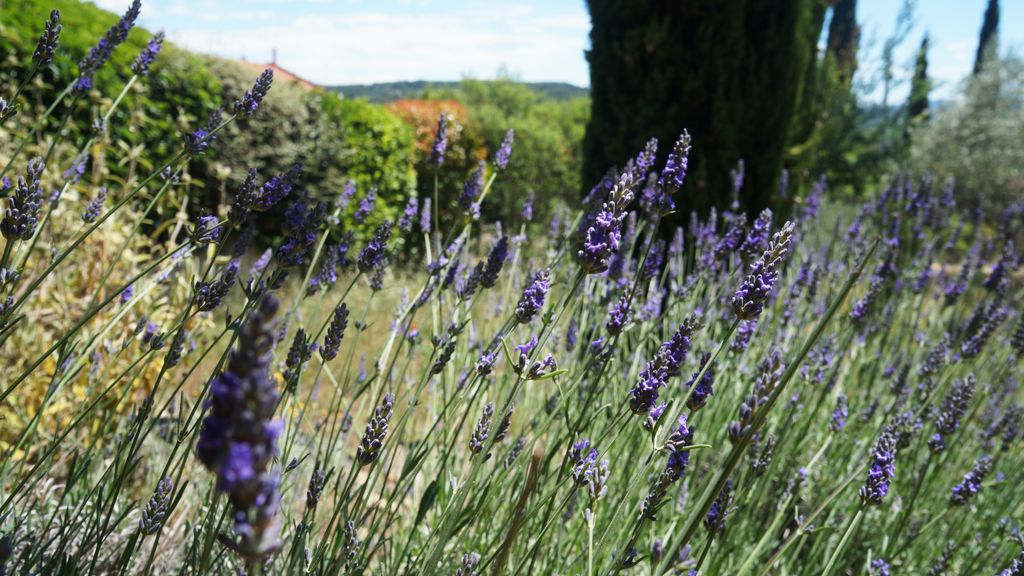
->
[827,0,860,87]
[582,0,820,217]
[907,35,931,122]
[974,0,999,75]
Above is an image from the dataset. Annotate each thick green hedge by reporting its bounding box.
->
[0,0,415,240]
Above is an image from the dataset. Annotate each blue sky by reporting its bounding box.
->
[94,0,1020,100]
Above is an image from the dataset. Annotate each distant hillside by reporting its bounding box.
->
[330,80,589,102]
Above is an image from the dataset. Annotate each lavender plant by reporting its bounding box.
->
[0,6,1020,576]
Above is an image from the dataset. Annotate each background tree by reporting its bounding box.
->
[907,34,931,123]
[582,0,821,217]
[827,0,860,88]
[974,0,999,75]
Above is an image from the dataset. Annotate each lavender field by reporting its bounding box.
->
[0,1,1022,575]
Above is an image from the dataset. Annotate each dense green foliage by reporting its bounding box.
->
[911,54,1024,212]
[332,80,588,103]
[583,0,821,217]
[425,78,589,225]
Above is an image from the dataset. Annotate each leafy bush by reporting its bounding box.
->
[910,54,1024,212]
[424,78,589,224]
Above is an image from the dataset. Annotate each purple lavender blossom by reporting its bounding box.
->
[659,131,692,193]
[63,151,88,184]
[983,241,1015,294]
[729,319,757,353]
[336,179,356,211]
[801,175,826,221]
[320,303,349,362]
[233,68,273,117]
[120,285,134,305]
[185,108,223,156]
[277,199,326,268]
[641,414,694,518]
[456,552,480,576]
[943,261,971,306]
[928,374,976,453]
[419,197,432,234]
[81,188,107,224]
[632,138,658,181]
[642,239,666,281]
[196,296,282,559]
[479,236,509,289]
[398,196,419,232]
[2,158,44,240]
[579,171,637,274]
[704,480,734,535]
[430,113,448,166]
[565,319,579,351]
[568,438,599,486]
[130,31,164,77]
[357,222,393,274]
[74,0,141,93]
[190,215,221,246]
[494,129,514,170]
[32,10,61,69]
[628,316,700,415]
[870,558,891,576]
[514,270,550,323]
[732,222,795,320]
[475,351,497,376]
[859,427,898,505]
[685,352,715,411]
[196,260,240,312]
[520,190,534,222]
[606,295,631,336]
[469,403,494,454]
[459,162,485,218]
[353,188,376,224]
[357,393,394,466]
[139,477,173,535]
[739,208,773,262]
[950,455,993,506]
[830,395,848,432]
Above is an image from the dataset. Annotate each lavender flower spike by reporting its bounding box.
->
[515,270,550,323]
[320,303,350,362]
[139,477,173,535]
[859,427,897,505]
[357,393,395,466]
[2,158,45,240]
[732,221,795,320]
[74,0,141,93]
[495,128,514,170]
[659,130,692,193]
[195,259,240,312]
[950,455,993,506]
[196,295,283,559]
[32,10,61,69]
[430,112,448,166]
[130,31,164,77]
[358,221,393,274]
[81,188,107,224]
[233,68,274,117]
[579,171,637,274]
